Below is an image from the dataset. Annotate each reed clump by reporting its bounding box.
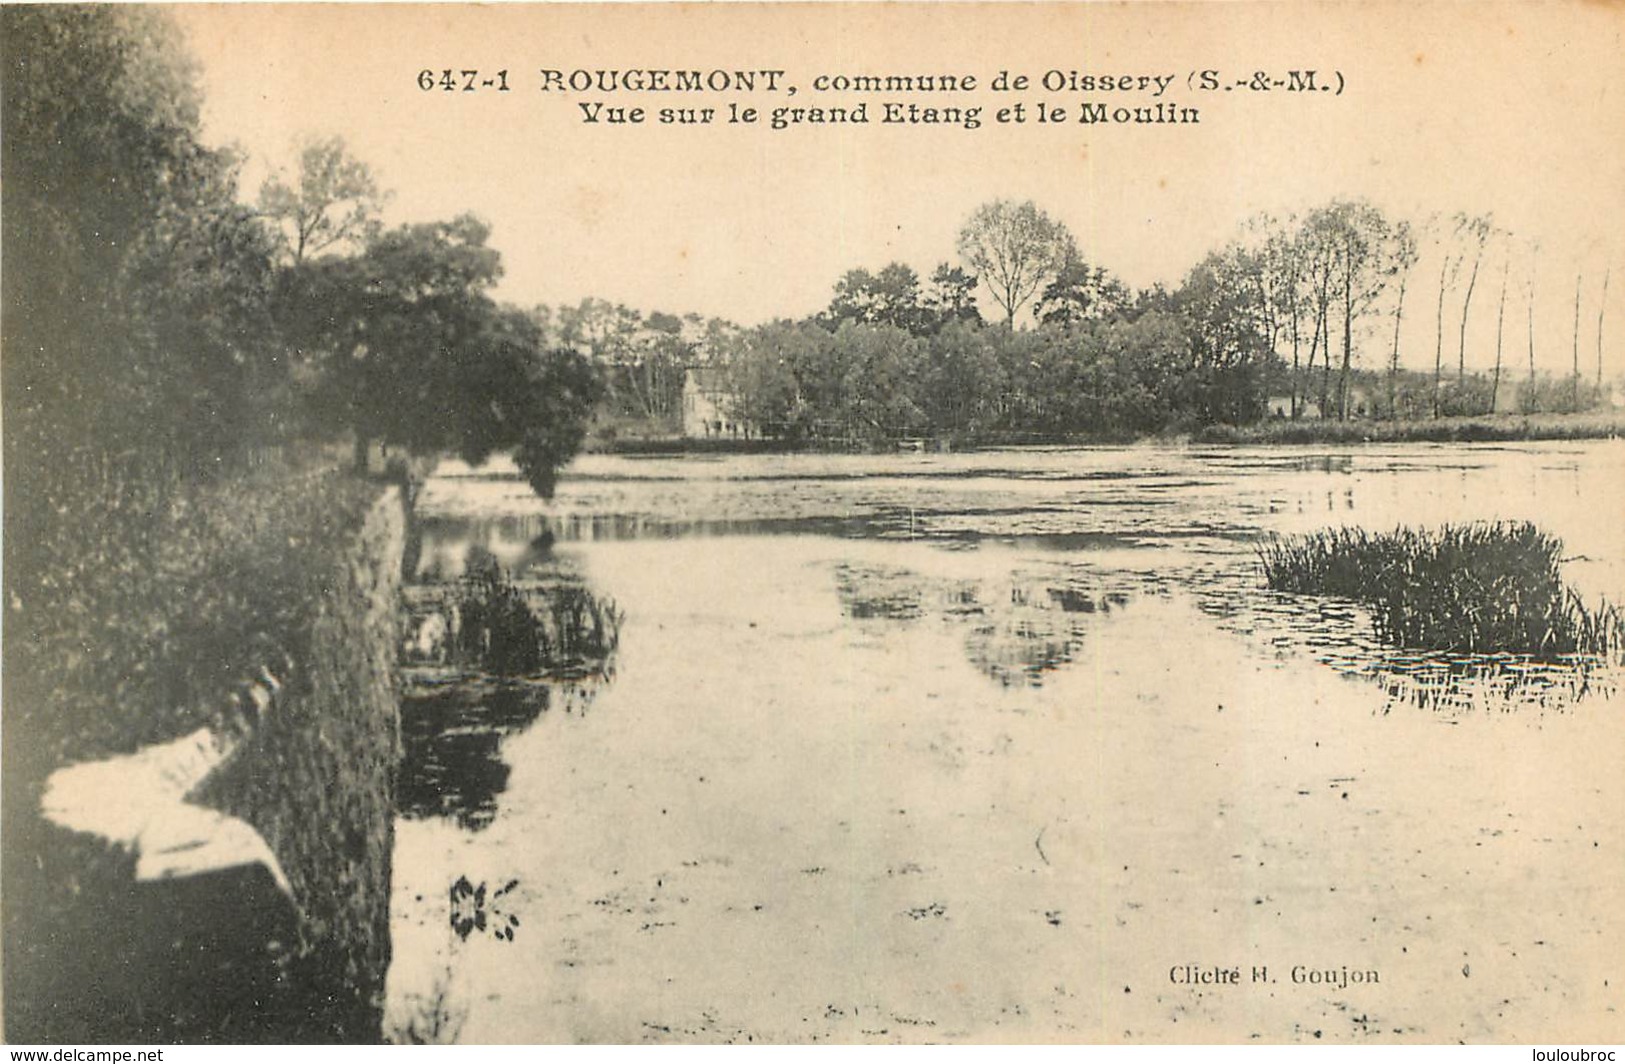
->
[1258,522,1625,660]
[450,557,623,676]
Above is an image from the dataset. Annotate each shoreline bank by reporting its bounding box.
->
[4,474,411,1043]
[588,410,1625,456]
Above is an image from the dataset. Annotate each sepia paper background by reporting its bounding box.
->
[8,0,1625,1046]
[172,2,1625,348]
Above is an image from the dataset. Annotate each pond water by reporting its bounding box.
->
[384,442,1625,1044]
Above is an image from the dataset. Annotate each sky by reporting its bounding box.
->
[174,2,1625,377]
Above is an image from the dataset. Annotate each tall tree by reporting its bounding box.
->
[1572,270,1584,411]
[2,5,282,464]
[298,214,503,468]
[1429,216,1464,417]
[296,214,599,491]
[955,199,1076,327]
[1296,211,1341,416]
[556,297,643,363]
[1386,220,1420,419]
[622,317,692,423]
[824,263,927,333]
[257,135,387,264]
[1454,213,1493,385]
[828,322,929,439]
[467,309,602,498]
[921,263,982,332]
[922,318,1002,435]
[1490,229,1511,414]
[1174,252,1272,425]
[1036,252,1132,327]
[1598,266,1612,394]
[726,320,841,440]
[1328,201,1395,419]
[1240,212,1311,418]
[1526,239,1541,384]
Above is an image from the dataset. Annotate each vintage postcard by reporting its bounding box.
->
[3,0,1622,1047]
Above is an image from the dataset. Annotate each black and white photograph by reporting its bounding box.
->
[3,1,1623,1047]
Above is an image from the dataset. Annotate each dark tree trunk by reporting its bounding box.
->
[1572,272,1583,411]
[1433,255,1451,418]
[1491,260,1508,414]
[1288,288,1303,419]
[1457,255,1482,381]
[1338,266,1353,420]
[1527,250,1539,383]
[1389,271,1409,419]
[1598,267,1611,393]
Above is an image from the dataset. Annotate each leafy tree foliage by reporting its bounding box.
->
[920,319,1004,435]
[555,297,643,362]
[1037,255,1133,327]
[821,262,987,338]
[823,264,927,334]
[292,214,503,461]
[721,300,1249,444]
[922,264,983,332]
[2,5,281,466]
[955,199,1077,327]
[258,135,387,264]
[283,215,601,495]
[1172,255,1273,425]
[545,298,700,422]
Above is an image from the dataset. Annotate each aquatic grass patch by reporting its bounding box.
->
[440,555,624,678]
[1258,522,1625,660]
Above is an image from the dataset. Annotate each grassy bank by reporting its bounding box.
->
[4,455,407,1041]
[1197,409,1625,446]
[6,454,367,777]
[1259,522,1625,660]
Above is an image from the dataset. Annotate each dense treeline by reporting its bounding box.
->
[712,308,1259,443]
[2,6,598,503]
[558,198,1615,447]
[3,8,1615,475]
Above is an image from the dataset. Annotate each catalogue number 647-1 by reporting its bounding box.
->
[418,69,511,92]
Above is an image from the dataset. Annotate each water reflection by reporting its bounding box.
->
[1188,563,1623,717]
[414,510,1210,563]
[386,444,1623,1043]
[398,549,621,832]
[832,561,1137,688]
[399,680,596,831]
[449,876,520,943]
[412,444,1625,720]
[1367,653,1618,716]
[406,550,622,675]
[833,564,925,621]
